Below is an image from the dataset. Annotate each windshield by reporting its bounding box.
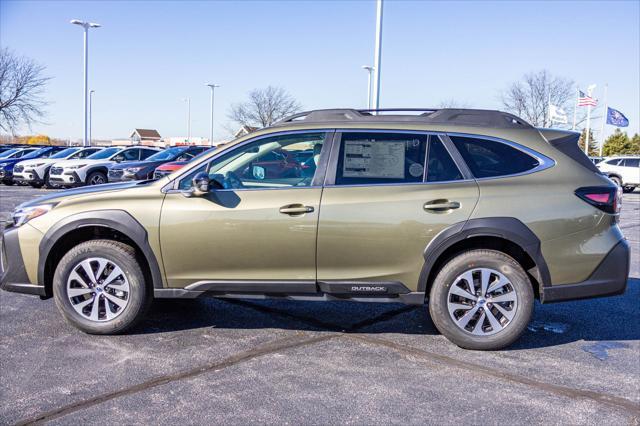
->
[50,148,81,159]
[146,147,187,161]
[21,148,50,160]
[87,147,121,159]
[0,149,20,158]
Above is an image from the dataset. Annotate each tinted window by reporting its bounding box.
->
[335,133,427,185]
[451,136,539,178]
[623,158,639,168]
[140,149,159,160]
[427,136,463,182]
[73,148,101,159]
[121,149,141,161]
[50,148,80,159]
[88,148,121,159]
[147,147,186,161]
[604,158,621,165]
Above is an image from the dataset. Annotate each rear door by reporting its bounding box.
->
[317,131,479,292]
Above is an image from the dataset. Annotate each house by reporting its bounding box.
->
[234,125,259,138]
[130,129,162,146]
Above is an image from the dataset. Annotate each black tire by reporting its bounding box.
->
[86,170,107,185]
[3,180,14,186]
[622,186,635,194]
[429,249,534,350]
[53,240,152,334]
[609,176,622,187]
[30,181,43,188]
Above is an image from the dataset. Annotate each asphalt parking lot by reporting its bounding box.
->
[0,186,638,424]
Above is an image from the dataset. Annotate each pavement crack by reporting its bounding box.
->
[15,333,336,426]
[349,335,640,416]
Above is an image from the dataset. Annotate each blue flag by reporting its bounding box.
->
[606,107,629,127]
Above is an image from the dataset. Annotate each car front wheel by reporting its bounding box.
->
[429,249,534,350]
[53,240,152,334]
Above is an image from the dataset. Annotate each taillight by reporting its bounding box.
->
[575,186,621,214]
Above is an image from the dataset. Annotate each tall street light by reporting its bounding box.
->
[371,0,383,111]
[183,97,191,143]
[362,66,374,109]
[70,19,101,147]
[89,90,95,145]
[205,83,220,146]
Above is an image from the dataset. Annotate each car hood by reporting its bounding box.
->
[0,157,25,166]
[157,161,187,170]
[110,160,165,170]
[52,158,111,167]
[16,158,59,167]
[18,181,143,209]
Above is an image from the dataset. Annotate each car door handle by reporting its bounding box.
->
[279,204,314,215]
[423,200,461,211]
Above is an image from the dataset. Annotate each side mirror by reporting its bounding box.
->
[182,172,210,197]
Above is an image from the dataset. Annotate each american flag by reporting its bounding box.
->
[578,90,597,107]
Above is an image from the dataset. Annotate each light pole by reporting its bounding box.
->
[205,83,220,146]
[183,97,191,143]
[70,19,101,147]
[89,89,95,145]
[371,0,383,111]
[362,66,374,109]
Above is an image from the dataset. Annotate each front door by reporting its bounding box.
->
[317,131,480,291]
[160,131,331,289]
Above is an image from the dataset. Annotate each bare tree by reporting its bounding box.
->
[501,70,575,128]
[438,99,471,109]
[229,86,301,128]
[0,48,50,134]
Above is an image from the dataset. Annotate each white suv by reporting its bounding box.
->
[13,147,103,188]
[597,156,640,193]
[49,146,160,187]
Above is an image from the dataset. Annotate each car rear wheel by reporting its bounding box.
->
[53,240,152,334]
[609,176,622,187]
[429,249,534,350]
[87,171,107,185]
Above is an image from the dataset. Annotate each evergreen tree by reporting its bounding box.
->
[602,129,639,156]
[577,129,599,156]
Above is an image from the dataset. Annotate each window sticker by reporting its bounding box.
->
[409,162,423,177]
[343,140,405,178]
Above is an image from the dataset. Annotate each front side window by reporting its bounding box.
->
[118,149,141,161]
[89,148,121,160]
[604,158,622,166]
[51,148,80,159]
[179,132,327,190]
[335,132,427,185]
[72,148,101,159]
[450,136,540,178]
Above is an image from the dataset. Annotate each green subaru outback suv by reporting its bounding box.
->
[0,109,629,350]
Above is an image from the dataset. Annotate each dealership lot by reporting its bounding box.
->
[0,187,638,424]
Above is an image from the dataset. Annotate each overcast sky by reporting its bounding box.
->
[2,0,639,141]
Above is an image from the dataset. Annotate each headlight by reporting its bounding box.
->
[12,204,56,227]
[124,167,143,173]
[0,163,7,168]
[65,164,86,170]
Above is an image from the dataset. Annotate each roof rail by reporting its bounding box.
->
[274,108,532,129]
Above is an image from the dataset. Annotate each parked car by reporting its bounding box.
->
[0,146,68,185]
[153,147,216,179]
[597,156,640,193]
[13,147,103,188]
[49,146,160,187]
[0,147,40,160]
[0,108,629,350]
[108,146,208,182]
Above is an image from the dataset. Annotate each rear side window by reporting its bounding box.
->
[450,136,539,178]
[335,132,427,185]
[141,149,159,160]
[426,136,463,182]
[623,158,639,167]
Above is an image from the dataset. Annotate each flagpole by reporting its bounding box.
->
[572,87,578,130]
[585,104,592,155]
[598,84,608,157]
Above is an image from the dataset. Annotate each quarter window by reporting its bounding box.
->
[622,158,639,168]
[335,133,427,185]
[450,136,540,178]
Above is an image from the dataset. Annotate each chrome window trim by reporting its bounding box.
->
[445,132,556,180]
[162,128,335,193]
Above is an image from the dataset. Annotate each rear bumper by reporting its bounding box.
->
[0,227,45,297]
[541,239,630,303]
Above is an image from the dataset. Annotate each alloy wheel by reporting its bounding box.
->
[447,267,518,336]
[66,257,130,322]
[90,175,105,185]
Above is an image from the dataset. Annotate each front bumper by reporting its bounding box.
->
[13,169,43,185]
[542,239,630,303]
[0,227,46,297]
[49,171,82,187]
[0,168,14,182]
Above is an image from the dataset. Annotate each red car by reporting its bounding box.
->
[153,147,215,179]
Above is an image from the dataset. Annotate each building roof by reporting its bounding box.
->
[131,129,162,139]
[234,125,259,138]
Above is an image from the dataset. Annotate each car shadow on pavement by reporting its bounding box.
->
[133,279,639,350]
